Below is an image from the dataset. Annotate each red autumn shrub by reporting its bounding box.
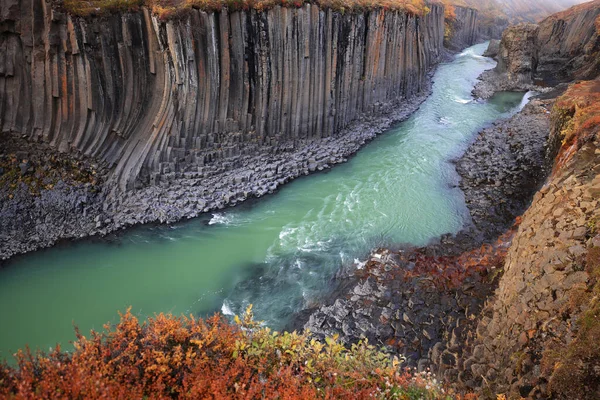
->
[0,306,452,399]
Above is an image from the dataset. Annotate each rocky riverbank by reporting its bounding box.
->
[0,83,432,261]
[298,96,555,372]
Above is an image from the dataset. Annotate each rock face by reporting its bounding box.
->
[473,23,540,98]
[445,6,479,51]
[474,0,600,98]
[482,39,500,59]
[495,24,539,84]
[0,1,445,192]
[461,80,600,399]
[477,16,509,41]
[537,0,600,83]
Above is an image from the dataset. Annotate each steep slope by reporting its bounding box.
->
[463,78,600,399]
[0,1,445,191]
[458,2,600,398]
[445,5,479,50]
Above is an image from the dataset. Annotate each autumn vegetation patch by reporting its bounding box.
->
[61,0,435,18]
[551,79,600,172]
[0,306,458,399]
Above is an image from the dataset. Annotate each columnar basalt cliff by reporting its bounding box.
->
[444,6,479,50]
[536,0,600,82]
[1,1,465,259]
[460,80,600,399]
[0,1,446,192]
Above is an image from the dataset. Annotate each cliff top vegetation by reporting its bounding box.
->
[552,78,600,172]
[60,0,441,19]
[0,306,461,399]
[60,0,587,27]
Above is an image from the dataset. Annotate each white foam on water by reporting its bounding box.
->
[458,48,472,57]
[221,301,234,316]
[208,213,234,225]
[454,96,472,104]
[354,259,367,270]
[279,226,298,241]
[439,116,453,126]
[518,91,536,111]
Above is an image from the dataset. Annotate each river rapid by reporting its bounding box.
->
[0,42,529,361]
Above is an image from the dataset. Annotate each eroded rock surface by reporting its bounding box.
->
[445,6,479,51]
[473,24,540,98]
[460,79,600,399]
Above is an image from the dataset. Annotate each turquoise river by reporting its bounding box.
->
[0,43,531,361]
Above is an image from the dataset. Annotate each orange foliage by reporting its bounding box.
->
[552,79,600,173]
[61,0,438,18]
[442,0,456,20]
[359,220,520,290]
[0,308,449,399]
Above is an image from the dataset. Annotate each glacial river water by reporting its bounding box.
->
[0,43,530,361]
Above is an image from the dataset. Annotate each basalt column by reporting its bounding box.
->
[0,2,446,191]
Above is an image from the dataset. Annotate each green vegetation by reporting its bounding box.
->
[0,151,100,197]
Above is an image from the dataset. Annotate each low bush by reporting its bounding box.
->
[551,79,600,172]
[0,305,451,399]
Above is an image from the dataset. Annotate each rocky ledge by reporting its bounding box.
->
[473,24,543,99]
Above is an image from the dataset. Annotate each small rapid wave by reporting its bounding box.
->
[221,301,234,316]
[454,96,472,104]
[439,116,453,126]
[458,48,486,60]
[208,213,235,225]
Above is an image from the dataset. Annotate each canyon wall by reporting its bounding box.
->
[463,80,600,399]
[474,0,600,97]
[1,2,466,259]
[0,1,445,192]
[445,6,479,50]
[496,23,540,86]
[536,0,600,82]
[462,2,600,398]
